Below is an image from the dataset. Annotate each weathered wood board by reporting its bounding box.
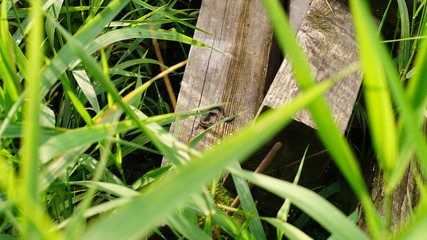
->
[165,0,281,154]
[260,0,362,133]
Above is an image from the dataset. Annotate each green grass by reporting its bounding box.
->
[0,0,427,239]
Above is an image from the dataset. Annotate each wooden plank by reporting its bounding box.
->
[260,0,362,133]
[168,0,280,151]
[288,0,313,31]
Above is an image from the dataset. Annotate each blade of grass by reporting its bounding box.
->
[20,1,62,239]
[58,73,93,125]
[41,146,90,190]
[166,211,212,240]
[40,104,56,128]
[377,0,393,34]
[45,0,63,52]
[21,0,44,237]
[277,146,308,240]
[407,25,427,122]
[229,169,369,240]
[264,218,313,240]
[132,0,208,34]
[397,0,411,72]
[350,0,398,176]
[211,208,256,240]
[80,156,125,185]
[86,27,212,59]
[72,69,101,113]
[0,94,25,138]
[229,161,266,240]
[0,2,20,111]
[294,182,341,228]
[0,156,18,206]
[69,181,139,197]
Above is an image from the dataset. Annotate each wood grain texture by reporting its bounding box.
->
[261,0,362,133]
[170,0,278,150]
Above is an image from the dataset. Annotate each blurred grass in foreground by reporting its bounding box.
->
[0,0,426,239]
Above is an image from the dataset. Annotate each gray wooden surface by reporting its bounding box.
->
[261,0,362,133]
[169,0,279,151]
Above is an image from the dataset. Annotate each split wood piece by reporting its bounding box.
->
[260,0,362,133]
[163,0,282,158]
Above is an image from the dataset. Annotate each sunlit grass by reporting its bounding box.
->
[0,0,426,239]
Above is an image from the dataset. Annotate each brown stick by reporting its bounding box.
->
[152,38,177,110]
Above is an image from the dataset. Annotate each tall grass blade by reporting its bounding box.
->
[167,211,212,240]
[230,162,266,240]
[264,218,313,240]
[0,94,25,138]
[19,0,63,239]
[58,74,93,125]
[407,25,427,120]
[69,181,138,197]
[277,147,308,240]
[132,0,207,34]
[396,0,411,72]
[0,2,20,112]
[21,0,43,237]
[229,169,369,240]
[211,210,256,240]
[72,69,101,113]
[350,0,398,176]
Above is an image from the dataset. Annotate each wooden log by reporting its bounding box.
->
[164,0,281,155]
[260,0,362,133]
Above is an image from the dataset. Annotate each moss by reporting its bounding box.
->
[213,184,235,206]
[371,176,380,187]
[212,184,246,224]
[306,7,336,35]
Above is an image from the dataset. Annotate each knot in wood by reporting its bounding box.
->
[199,106,232,129]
